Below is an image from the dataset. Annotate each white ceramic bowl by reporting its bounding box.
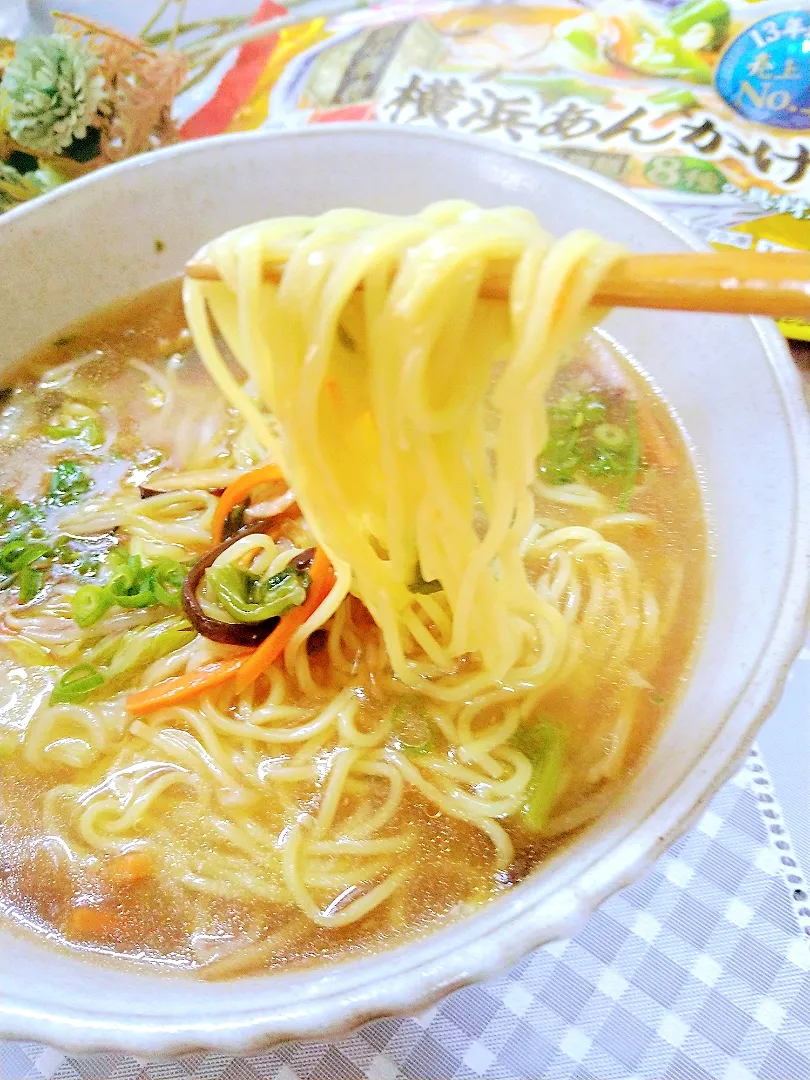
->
[0,126,808,1055]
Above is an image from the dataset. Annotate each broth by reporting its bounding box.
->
[0,282,705,977]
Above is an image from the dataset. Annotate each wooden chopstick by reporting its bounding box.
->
[185,250,810,319]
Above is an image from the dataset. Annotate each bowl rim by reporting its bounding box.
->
[1,122,809,1056]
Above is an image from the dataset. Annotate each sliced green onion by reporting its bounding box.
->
[539,389,642,504]
[107,550,141,585]
[1,540,32,572]
[70,550,189,625]
[18,567,43,603]
[107,554,156,608]
[0,539,50,573]
[151,560,187,608]
[110,576,156,608]
[665,0,730,47]
[50,663,104,705]
[583,398,607,421]
[594,423,628,450]
[81,417,104,447]
[107,547,130,570]
[514,722,565,831]
[391,699,433,755]
[71,584,113,628]
[0,497,45,530]
[0,497,17,525]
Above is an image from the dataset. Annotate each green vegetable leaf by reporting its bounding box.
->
[391,698,434,755]
[80,615,195,697]
[104,616,194,686]
[48,461,91,505]
[50,662,104,705]
[513,721,565,831]
[408,564,442,595]
[205,564,308,624]
[46,413,104,448]
[222,502,246,540]
[563,28,600,62]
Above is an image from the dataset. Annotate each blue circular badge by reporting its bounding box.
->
[715,10,810,131]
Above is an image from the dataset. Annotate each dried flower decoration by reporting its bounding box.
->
[0,0,358,213]
[0,33,106,154]
[54,14,188,164]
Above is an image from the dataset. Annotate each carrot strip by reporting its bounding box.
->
[212,463,285,543]
[234,548,336,693]
[124,549,335,712]
[66,905,119,939]
[105,851,153,884]
[124,657,244,715]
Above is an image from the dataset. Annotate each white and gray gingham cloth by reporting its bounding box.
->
[1,744,807,1080]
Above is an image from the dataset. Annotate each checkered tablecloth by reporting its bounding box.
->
[1,741,807,1080]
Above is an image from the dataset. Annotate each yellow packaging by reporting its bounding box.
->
[184,0,810,338]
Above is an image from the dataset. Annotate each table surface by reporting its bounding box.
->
[2,5,809,1078]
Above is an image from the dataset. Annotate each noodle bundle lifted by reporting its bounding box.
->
[185,202,625,689]
[0,200,705,977]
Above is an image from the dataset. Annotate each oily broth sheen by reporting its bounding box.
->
[0,281,705,976]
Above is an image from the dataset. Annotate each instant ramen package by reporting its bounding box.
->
[180,0,810,340]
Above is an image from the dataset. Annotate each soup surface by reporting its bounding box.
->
[0,282,705,977]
